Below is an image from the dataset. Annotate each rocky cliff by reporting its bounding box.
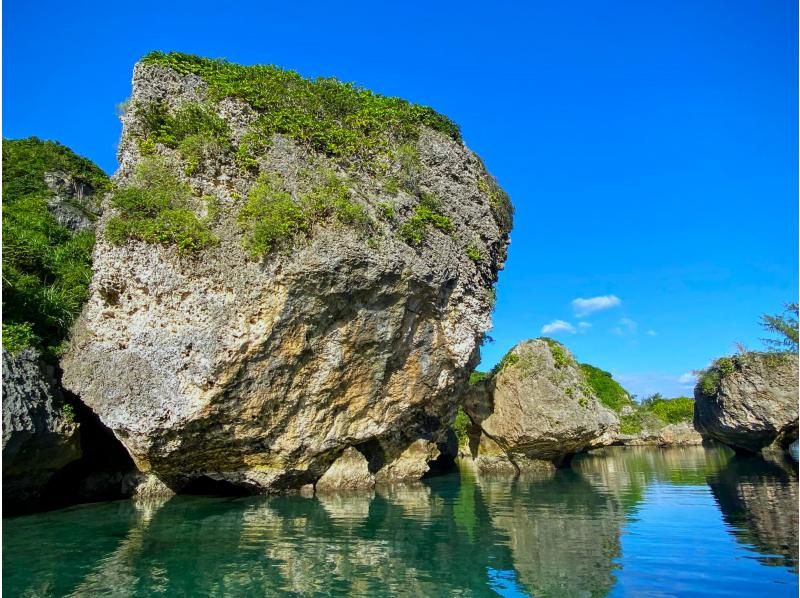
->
[694,352,798,455]
[62,52,512,493]
[463,339,618,471]
[2,349,81,511]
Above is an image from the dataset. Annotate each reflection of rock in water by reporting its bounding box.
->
[477,469,624,597]
[708,455,799,570]
[576,445,732,511]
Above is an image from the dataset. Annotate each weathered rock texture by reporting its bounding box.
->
[694,352,798,455]
[62,58,510,493]
[43,169,103,232]
[618,418,703,447]
[463,339,618,472]
[2,349,82,510]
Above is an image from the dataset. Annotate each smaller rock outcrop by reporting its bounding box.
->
[2,349,82,511]
[43,170,103,232]
[463,339,618,472]
[694,352,799,455]
[619,419,703,446]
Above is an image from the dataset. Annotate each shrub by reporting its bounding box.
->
[620,413,643,435]
[466,244,482,262]
[304,171,369,228]
[134,101,232,174]
[239,171,370,257]
[399,192,453,246]
[647,396,694,424]
[491,351,520,375]
[2,138,109,357]
[60,403,76,424]
[469,371,488,385]
[238,173,309,256]
[140,51,461,170]
[452,408,471,446]
[106,156,217,254]
[2,322,39,354]
[580,363,632,412]
[540,337,570,369]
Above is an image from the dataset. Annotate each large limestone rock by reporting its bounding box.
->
[62,55,511,493]
[2,349,82,510]
[694,352,798,455]
[463,339,618,472]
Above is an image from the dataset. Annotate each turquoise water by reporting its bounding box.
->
[4,446,798,597]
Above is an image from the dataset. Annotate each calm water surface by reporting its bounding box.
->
[4,446,798,597]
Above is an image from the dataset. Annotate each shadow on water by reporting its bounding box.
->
[707,454,799,571]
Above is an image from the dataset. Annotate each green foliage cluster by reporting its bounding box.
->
[60,403,76,424]
[469,371,488,385]
[239,170,369,257]
[2,138,110,356]
[620,414,643,435]
[140,52,460,168]
[466,244,482,262]
[106,157,218,254]
[452,407,472,446]
[399,192,454,246]
[135,101,232,174]
[760,303,798,352]
[579,363,632,412]
[477,171,514,233]
[644,396,695,424]
[697,356,738,395]
[540,337,571,368]
[492,351,520,375]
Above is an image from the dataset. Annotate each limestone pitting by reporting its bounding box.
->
[62,60,511,492]
[694,352,799,455]
[463,339,618,472]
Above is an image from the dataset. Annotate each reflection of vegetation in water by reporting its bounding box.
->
[453,470,477,541]
[575,445,734,513]
[708,455,799,571]
[4,447,796,596]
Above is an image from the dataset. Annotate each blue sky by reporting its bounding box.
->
[4,0,797,398]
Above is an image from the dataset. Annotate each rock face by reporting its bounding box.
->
[2,349,82,510]
[694,352,799,455]
[43,170,103,232]
[62,54,511,493]
[619,417,703,446]
[463,339,618,472]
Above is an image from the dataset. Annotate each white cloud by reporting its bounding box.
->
[678,372,696,385]
[571,295,621,317]
[611,317,637,336]
[578,321,592,331]
[541,320,576,335]
[646,330,657,336]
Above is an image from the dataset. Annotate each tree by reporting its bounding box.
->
[760,303,798,353]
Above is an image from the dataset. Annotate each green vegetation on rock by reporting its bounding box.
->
[645,396,695,424]
[540,337,571,369]
[134,101,232,174]
[106,156,218,254]
[2,138,109,356]
[469,371,488,385]
[238,170,370,257]
[579,363,632,413]
[140,51,461,167]
[453,407,472,446]
[399,192,453,246]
